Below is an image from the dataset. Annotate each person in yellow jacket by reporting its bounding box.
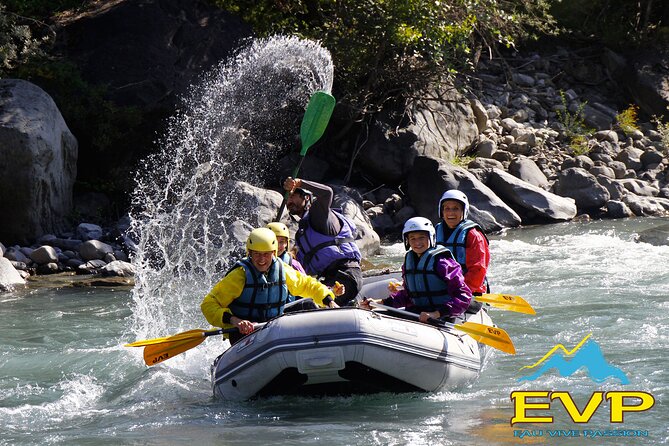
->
[201,227,338,344]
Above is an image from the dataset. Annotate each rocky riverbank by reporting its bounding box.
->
[1,4,669,291]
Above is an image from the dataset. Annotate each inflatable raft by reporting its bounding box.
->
[210,274,494,400]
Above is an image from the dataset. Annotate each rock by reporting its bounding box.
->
[553,167,610,210]
[616,147,644,171]
[407,156,521,232]
[508,156,549,189]
[4,247,31,264]
[79,240,114,261]
[0,79,78,244]
[606,200,635,218]
[616,179,659,197]
[624,194,669,216]
[476,139,497,158]
[78,259,108,274]
[469,97,488,132]
[36,263,60,275]
[99,260,136,277]
[636,224,669,246]
[76,223,104,241]
[0,257,25,291]
[468,157,504,170]
[641,149,665,168]
[594,130,619,144]
[392,206,416,225]
[357,86,479,183]
[29,246,59,265]
[487,169,577,223]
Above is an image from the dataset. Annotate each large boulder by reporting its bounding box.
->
[407,156,521,232]
[487,169,577,223]
[0,257,25,291]
[553,167,610,211]
[355,87,479,183]
[0,79,78,244]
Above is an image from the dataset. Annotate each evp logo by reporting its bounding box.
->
[510,333,655,426]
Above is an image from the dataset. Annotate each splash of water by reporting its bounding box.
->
[128,36,334,341]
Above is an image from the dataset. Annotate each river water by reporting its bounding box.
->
[1,217,667,445]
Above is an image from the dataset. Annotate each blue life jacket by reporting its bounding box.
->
[435,219,490,293]
[404,246,455,310]
[277,252,296,303]
[278,251,292,265]
[296,209,362,276]
[227,257,289,321]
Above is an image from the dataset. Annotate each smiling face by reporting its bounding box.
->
[249,250,274,272]
[441,200,464,229]
[407,231,431,256]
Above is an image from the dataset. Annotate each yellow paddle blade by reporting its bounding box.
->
[124,329,208,347]
[476,293,536,315]
[142,336,208,366]
[455,321,516,355]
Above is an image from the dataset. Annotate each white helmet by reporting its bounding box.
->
[438,189,469,220]
[402,217,436,250]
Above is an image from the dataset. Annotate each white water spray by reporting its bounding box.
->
[128,36,334,341]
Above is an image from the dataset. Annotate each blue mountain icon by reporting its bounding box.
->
[518,340,629,384]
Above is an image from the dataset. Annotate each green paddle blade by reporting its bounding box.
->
[299,91,335,155]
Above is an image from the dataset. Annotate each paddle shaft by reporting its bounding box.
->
[370,302,452,328]
[275,158,306,221]
[368,301,516,354]
[383,277,534,315]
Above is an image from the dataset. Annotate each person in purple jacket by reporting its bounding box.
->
[283,177,362,307]
[361,216,472,322]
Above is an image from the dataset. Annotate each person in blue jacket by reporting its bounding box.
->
[282,177,362,307]
[362,217,472,322]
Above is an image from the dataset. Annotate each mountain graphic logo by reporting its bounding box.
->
[518,333,629,384]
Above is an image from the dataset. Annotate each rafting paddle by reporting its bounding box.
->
[386,279,534,315]
[275,91,336,221]
[369,302,516,354]
[125,325,265,366]
[476,293,535,315]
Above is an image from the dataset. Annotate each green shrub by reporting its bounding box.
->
[556,91,595,155]
[213,0,555,119]
[616,105,640,136]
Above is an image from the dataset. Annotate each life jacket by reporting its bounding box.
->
[227,257,289,321]
[296,209,362,276]
[278,251,292,265]
[404,246,456,310]
[435,219,490,292]
[277,252,297,303]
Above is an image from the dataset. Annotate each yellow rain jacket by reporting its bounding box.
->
[201,259,334,329]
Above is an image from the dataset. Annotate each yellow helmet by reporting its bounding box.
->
[266,222,290,239]
[246,228,278,255]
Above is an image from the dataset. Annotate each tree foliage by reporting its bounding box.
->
[213,0,555,119]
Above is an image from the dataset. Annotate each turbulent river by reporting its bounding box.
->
[1,217,667,445]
